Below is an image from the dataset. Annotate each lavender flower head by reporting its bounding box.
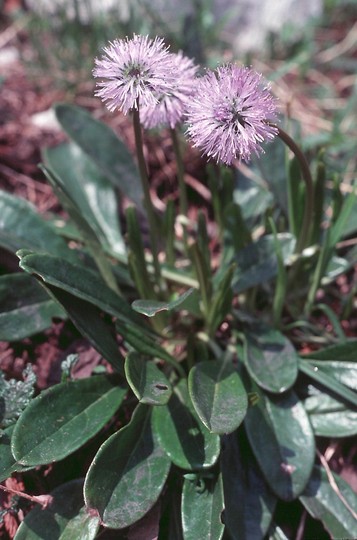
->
[93,35,173,115]
[140,51,198,129]
[186,65,278,165]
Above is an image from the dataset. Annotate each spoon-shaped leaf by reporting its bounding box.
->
[182,473,224,540]
[244,376,315,501]
[0,273,65,341]
[132,288,194,317]
[152,379,220,471]
[244,326,298,393]
[84,405,170,529]
[125,352,172,405]
[188,360,248,434]
[12,375,126,466]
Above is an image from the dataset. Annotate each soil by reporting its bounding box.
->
[0,1,356,538]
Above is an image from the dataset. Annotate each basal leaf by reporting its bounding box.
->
[43,283,124,374]
[188,360,248,434]
[18,251,144,328]
[221,432,276,539]
[132,288,194,317]
[0,273,65,341]
[12,375,126,466]
[304,392,357,437]
[300,466,357,539]
[84,405,171,529]
[0,425,31,482]
[300,340,357,361]
[244,376,315,501]
[152,379,220,471]
[43,142,125,256]
[125,352,172,405]
[182,473,224,540]
[232,234,296,293]
[243,326,298,393]
[0,190,76,261]
[54,103,143,208]
[14,479,99,540]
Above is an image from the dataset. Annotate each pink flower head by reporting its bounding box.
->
[140,51,198,129]
[186,64,278,165]
[93,35,173,114]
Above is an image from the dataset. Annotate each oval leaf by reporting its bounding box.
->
[0,190,76,261]
[303,360,357,391]
[232,234,295,293]
[152,379,220,471]
[125,353,172,405]
[188,360,248,434]
[221,432,276,539]
[244,327,298,393]
[84,405,171,529]
[132,288,194,317]
[300,466,357,539]
[244,377,315,501]
[0,426,31,482]
[182,473,224,540]
[14,479,99,540]
[0,273,65,341]
[304,392,357,438]
[54,103,143,208]
[43,142,125,255]
[44,283,124,374]
[12,375,126,466]
[18,251,144,328]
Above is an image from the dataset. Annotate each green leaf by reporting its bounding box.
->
[54,103,143,208]
[181,473,224,540]
[44,283,124,374]
[188,360,248,434]
[43,142,125,255]
[0,190,76,261]
[116,320,179,367]
[232,169,273,226]
[125,352,172,405]
[152,379,220,471]
[58,507,100,540]
[304,360,357,391]
[84,405,171,529]
[243,327,298,393]
[299,361,357,408]
[132,288,194,317]
[18,251,144,328]
[300,340,357,361]
[43,283,124,374]
[232,234,296,293]
[0,425,31,482]
[244,377,315,501]
[221,432,276,539]
[0,273,65,341]
[300,466,357,539]
[304,392,357,437]
[12,375,126,466]
[14,479,100,540]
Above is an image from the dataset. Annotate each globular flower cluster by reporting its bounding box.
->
[94,35,278,164]
[185,65,278,164]
[93,34,173,115]
[140,51,199,130]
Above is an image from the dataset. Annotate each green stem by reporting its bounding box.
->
[272,124,314,254]
[170,127,189,252]
[132,107,162,291]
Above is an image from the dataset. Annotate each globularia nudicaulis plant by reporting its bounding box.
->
[1,34,357,539]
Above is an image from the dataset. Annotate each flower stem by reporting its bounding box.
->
[170,127,189,252]
[132,107,162,291]
[271,124,314,254]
